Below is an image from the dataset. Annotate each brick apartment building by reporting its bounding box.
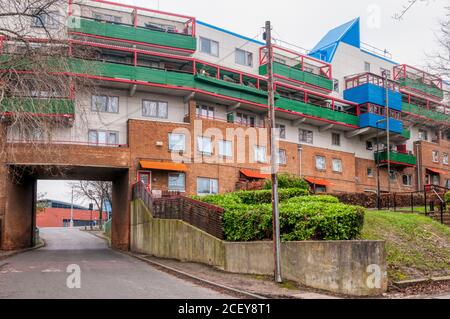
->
[0,0,449,250]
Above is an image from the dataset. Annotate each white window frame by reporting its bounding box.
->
[276,124,286,139]
[218,140,232,158]
[168,173,186,192]
[142,100,168,119]
[331,133,341,147]
[299,129,313,144]
[196,104,215,118]
[443,153,449,165]
[197,178,219,196]
[389,170,397,181]
[315,155,326,171]
[364,62,371,72]
[367,167,374,178]
[92,95,119,113]
[197,136,213,155]
[32,11,59,29]
[432,150,439,163]
[277,149,287,165]
[88,130,119,146]
[332,158,342,173]
[235,48,253,67]
[418,129,428,141]
[254,146,267,163]
[200,37,219,57]
[402,175,412,187]
[168,133,186,152]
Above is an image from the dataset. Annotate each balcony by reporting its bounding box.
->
[259,45,333,91]
[68,1,197,53]
[0,98,75,118]
[344,73,402,111]
[402,101,450,124]
[394,64,444,100]
[374,151,417,167]
[359,113,403,134]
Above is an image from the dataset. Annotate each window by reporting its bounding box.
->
[235,49,253,67]
[366,141,374,151]
[32,11,59,28]
[277,149,287,165]
[299,129,313,144]
[92,95,119,113]
[333,79,340,93]
[197,178,219,196]
[367,168,374,178]
[315,185,327,194]
[142,100,168,119]
[168,173,185,192]
[88,130,118,145]
[200,37,219,57]
[276,124,286,139]
[168,133,186,152]
[197,136,213,155]
[432,151,439,163]
[92,12,122,23]
[332,159,342,173]
[364,62,371,72]
[402,175,412,187]
[219,140,232,158]
[254,146,267,163]
[315,155,326,171]
[389,170,397,181]
[432,175,440,186]
[236,112,256,127]
[418,129,428,141]
[196,105,215,118]
[444,153,449,165]
[331,133,341,146]
[380,68,391,79]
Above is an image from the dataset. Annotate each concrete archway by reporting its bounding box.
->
[0,165,130,251]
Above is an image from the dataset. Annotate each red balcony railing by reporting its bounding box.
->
[345,72,400,92]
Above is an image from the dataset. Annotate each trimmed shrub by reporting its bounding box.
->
[445,192,450,206]
[235,188,310,205]
[222,201,365,242]
[222,204,273,241]
[192,194,242,207]
[287,195,340,205]
[279,202,365,241]
[264,173,310,190]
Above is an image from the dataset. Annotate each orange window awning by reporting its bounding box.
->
[240,169,270,179]
[305,177,332,186]
[426,168,446,175]
[140,161,187,172]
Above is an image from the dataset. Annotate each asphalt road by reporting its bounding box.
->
[0,228,231,299]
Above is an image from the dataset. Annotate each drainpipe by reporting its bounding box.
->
[416,142,422,192]
[298,144,303,178]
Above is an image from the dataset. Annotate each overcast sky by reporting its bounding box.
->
[37,0,447,205]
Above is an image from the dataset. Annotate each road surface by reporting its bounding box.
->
[0,228,231,299]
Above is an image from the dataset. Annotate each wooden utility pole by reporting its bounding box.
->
[264,20,282,284]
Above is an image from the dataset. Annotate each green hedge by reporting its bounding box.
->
[445,192,450,206]
[287,195,340,204]
[264,173,310,190]
[222,201,365,242]
[235,188,310,205]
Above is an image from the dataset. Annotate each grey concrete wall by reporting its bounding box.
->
[131,199,387,296]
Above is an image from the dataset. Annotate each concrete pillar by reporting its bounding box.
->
[2,173,36,250]
[111,170,130,251]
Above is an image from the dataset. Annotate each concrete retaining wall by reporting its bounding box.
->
[131,200,387,296]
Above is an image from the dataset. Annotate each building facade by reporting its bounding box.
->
[1,0,449,199]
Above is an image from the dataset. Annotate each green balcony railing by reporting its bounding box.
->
[68,17,197,51]
[0,98,75,116]
[403,102,450,124]
[374,151,417,166]
[401,129,411,139]
[399,78,444,99]
[276,98,359,126]
[259,62,333,91]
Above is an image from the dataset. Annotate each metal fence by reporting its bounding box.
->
[132,182,224,239]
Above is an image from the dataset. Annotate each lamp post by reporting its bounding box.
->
[376,119,387,210]
[70,186,74,228]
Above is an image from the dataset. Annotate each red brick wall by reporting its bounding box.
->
[36,208,107,228]
[416,140,450,187]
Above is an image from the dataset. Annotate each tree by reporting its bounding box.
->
[428,7,450,82]
[0,0,98,179]
[69,181,112,228]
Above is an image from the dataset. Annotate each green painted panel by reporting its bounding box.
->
[375,151,417,166]
[276,97,359,126]
[69,17,197,51]
[1,98,75,115]
[401,130,411,139]
[400,78,443,99]
[259,62,333,91]
[403,102,450,123]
